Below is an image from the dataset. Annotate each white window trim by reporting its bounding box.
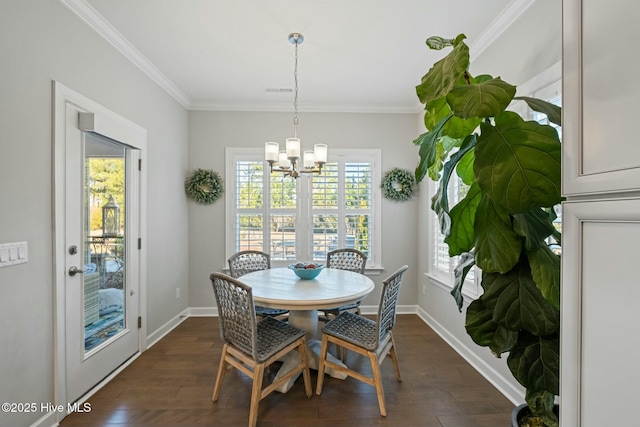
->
[427,178,480,300]
[225,147,383,272]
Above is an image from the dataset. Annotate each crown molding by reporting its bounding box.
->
[58,0,192,108]
[470,0,537,61]
[189,101,422,114]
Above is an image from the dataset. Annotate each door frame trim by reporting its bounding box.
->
[52,81,148,420]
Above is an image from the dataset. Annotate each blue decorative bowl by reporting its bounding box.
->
[288,263,325,280]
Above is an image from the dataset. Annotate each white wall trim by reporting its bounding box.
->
[30,412,57,427]
[415,306,524,405]
[470,0,537,61]
[188,307,218,317]
[190,102,421,114]
[57,0,191,108]
[146,308,190,348]
[516,61,562,96]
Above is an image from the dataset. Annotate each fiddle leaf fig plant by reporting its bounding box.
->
[414,34,562,427]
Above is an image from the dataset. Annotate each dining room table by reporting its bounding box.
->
[239,266,375,393]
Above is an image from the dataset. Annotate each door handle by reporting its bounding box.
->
[68,266,86,276]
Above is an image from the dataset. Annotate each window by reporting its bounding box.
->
[429,171,478,298]
[226,148,382,269]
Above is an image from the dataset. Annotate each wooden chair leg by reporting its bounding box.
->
[248,363,266,427]
[389,336,402,382]
[298,339,312,398]
[369,351,387,417]
[212,344,229,401]
[315,335,330,395]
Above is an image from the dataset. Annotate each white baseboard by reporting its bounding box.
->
[146,308,189,348]
[415,306,524,405]
[30,411,58,427]
[360,304,416,315]
[187,306,217,317]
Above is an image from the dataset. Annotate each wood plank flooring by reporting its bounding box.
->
[60,315,515,427]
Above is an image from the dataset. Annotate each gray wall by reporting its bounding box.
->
[187,111,421,309]
[416,0,562,403]
[0,2,189,426]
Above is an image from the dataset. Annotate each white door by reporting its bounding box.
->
[54,82,147,406]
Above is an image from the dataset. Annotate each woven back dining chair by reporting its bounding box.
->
[315,265,408,417]
[210,272,312,427]
[228,250,289,320]
[320,248,367,320]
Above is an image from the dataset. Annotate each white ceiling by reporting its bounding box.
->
[68,0,532,113]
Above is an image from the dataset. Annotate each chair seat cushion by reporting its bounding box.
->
[256,316,306,362]
[321,311,378,351]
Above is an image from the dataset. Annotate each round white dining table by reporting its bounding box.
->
[240,267,375,392]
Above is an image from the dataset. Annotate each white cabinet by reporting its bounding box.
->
[563,0,640,196]
[561,199,640,426]
[562,1,640,425]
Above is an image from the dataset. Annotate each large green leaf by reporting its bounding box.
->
[527,245,561,309]
[450,251,476,310]
[474,195,522,274]
[456,149,476,185]
[465,298,517,356]
[447,77,516,119]
[427,136,462,181]
[515,96,562,127]
[416,41,470,105]
[446,182,481,255]
[445,116,482,139]
[430,134,477,236]
[423,97,450,130]
[481,262,560,336]
[507,331,560,395]
[513,208,557,251]
[414,115,452,183]
[474,111,562,213]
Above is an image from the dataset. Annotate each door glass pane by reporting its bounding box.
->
[83,133,127,353]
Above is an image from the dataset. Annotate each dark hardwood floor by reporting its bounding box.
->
[60,315,515,427]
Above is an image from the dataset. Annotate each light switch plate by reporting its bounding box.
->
[0,242,28,268]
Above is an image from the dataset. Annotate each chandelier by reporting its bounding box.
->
[265,33,327,178]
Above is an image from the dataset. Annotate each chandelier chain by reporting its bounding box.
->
[293,37,299,133]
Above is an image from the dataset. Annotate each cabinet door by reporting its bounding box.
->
[561,199,640,426]
[563,0,640,196]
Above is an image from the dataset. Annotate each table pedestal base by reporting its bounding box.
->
[273,309,347,393]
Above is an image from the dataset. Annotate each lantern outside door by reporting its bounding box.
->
[102,195,120,237]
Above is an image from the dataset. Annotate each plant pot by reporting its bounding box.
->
[511,403,559,427]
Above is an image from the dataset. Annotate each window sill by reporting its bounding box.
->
[424,272,479,301]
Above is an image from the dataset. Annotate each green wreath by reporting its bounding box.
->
[185,168,224,204]
[381,167,416,202]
